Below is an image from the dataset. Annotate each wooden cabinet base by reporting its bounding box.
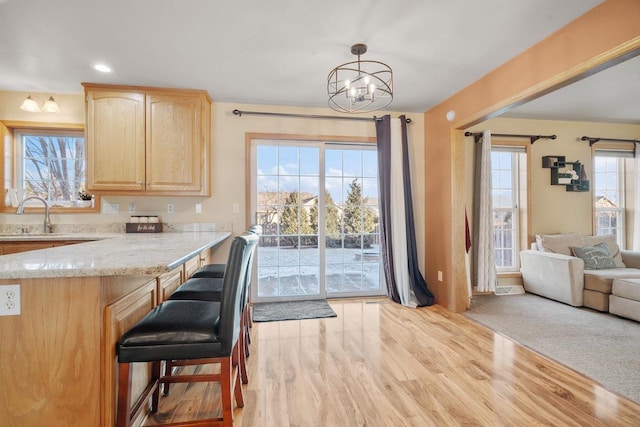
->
[0,277,102,426]
[0,275,158,427]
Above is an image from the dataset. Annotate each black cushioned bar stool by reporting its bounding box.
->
[167,233,257,385]
[191,225,262,280]
[116,234,258,427]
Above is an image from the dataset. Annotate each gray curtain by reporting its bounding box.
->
[376,115,434,307]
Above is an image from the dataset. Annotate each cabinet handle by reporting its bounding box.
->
[137,181,142,185]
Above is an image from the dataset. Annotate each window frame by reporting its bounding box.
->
[247,132,384,303]
[592,142,632,248]
[490,140,529,273]
[1,121,100,213]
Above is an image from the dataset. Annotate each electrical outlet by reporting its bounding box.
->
[195,203,202,214]
[167,203,174,214]
[232,203,240,214]
[0,284,21,316]
[437,271,443,282]
[128,203,136,213]
[102,203,119,214]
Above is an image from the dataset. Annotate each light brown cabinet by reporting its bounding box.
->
[83,83,211,196]
[157,266,184,303]
[183,255,201,280]
[0,240,85,255]
[103,277,158,426]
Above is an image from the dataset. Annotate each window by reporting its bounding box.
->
[491,145,527,271]
[593,155,626,246]
[251,138,383,302]
[10,127,94,210]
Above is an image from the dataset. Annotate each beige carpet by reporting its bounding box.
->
[463,293,640,404]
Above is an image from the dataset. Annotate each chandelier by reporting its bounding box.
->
[327,44,393,113]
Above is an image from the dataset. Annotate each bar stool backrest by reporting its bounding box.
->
[218,233,259,353]
[248,224,262,235]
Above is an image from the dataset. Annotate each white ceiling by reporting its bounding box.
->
[503,54,640,124]
[2,0,623,121]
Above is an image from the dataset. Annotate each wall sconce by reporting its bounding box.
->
[20,95,60,113]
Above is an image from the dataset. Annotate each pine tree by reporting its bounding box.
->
[343,179,363,248]
[280,192,300,247]
[325,190,342,247]
[362,200,377,249]
[309,198,318,234]
[299,196,314,246]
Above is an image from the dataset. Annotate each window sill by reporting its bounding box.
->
[497,271,522,279]
[1,201,101,214]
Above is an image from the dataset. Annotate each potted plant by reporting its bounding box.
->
[77,189,93,207]
[557,170,579,184]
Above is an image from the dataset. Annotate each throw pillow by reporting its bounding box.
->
[583,234,625,268]
[571,243,617,270]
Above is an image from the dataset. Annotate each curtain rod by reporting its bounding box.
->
[232,109,412,123]
[464,131,556,144]
[580,136,640,146]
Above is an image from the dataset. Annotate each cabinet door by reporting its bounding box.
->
[146,94,204,193]
[184,256,201,280]
[157,266,184,303]
[86,90,146,191]
[103,278,157,427]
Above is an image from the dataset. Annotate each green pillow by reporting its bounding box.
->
[571,243,617,270]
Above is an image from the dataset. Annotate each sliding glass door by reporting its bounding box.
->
[251,139,383,302]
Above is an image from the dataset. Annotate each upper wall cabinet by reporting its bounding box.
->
[83,83,211,196]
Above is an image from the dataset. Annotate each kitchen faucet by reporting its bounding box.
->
[16,196,52,234]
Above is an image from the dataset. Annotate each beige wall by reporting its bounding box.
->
[466,117,640,247]
[0,91,426,267]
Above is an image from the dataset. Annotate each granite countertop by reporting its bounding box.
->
[0,231,231,279]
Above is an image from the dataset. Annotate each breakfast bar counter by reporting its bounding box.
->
[0,231,231,279]
[0,230,231,427]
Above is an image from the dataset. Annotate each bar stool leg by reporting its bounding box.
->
[150,361,161,411]
[239,314,248,384]
[232,343,245,408]
[163,360,174,396]
[220,357,234,427]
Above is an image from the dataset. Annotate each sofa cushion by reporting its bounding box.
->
[611,278,640,301]
[583,234,625,268]
[536,232,583,256]
[570,243,617,270]
[583,268,640,293]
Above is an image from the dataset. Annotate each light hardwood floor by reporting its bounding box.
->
[144,299,640,426]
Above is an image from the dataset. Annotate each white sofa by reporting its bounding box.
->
[520,232,640,312]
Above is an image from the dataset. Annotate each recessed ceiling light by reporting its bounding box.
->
[93,63,113,73]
